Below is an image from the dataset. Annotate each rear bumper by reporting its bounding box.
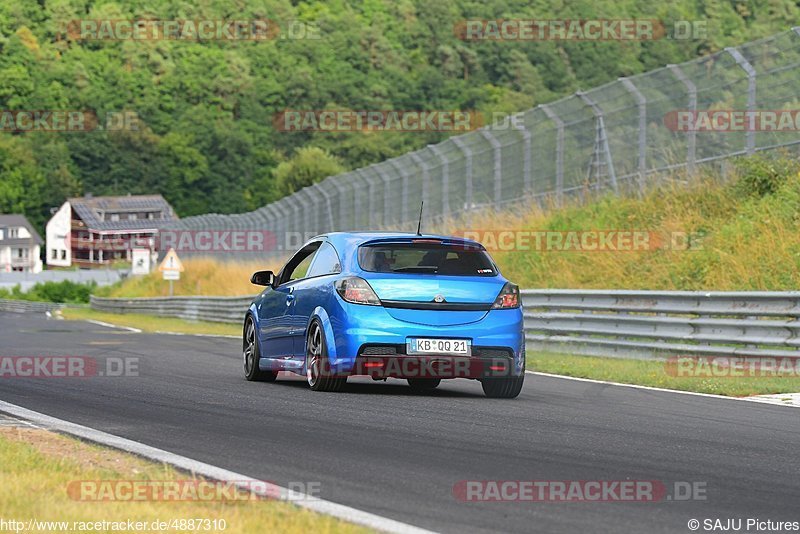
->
[328,302,525,378]
[352,349,516,379]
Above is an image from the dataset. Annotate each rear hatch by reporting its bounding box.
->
[358,238,504,326]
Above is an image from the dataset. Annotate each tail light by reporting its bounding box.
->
[335,277,381,306]
[492,282,520,309]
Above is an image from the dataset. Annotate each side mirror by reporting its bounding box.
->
[250,270,275,287]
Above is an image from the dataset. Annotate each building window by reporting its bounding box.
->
[110,214,120,222]
[9,228,19,238]
[129,213,137,220]
[61,250,66,260]
[52,249,58,259]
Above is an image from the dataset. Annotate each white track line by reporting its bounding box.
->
[81,318,236,339]
[85,319,142,333]
[0,400,436,534]
[155,331,238,339]
[526,370,800,409]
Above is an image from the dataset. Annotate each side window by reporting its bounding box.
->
[279,242,322,285]
[306,242,341,278]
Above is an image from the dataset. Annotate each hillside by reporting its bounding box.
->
[2,0,799,231]
[451,154,800,290]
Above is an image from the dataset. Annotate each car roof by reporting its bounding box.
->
[311,231,484,250]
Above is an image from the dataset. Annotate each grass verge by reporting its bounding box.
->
[528,351,800,397]
[94,258,276,298]
[0,426,370,533]
[60,308,240,337]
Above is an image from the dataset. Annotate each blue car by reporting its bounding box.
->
[242,232,525,398]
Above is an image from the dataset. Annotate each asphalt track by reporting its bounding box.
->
[0,311,798,533]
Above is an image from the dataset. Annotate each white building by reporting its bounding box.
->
[46,194,176,269]
[0,215,43,273]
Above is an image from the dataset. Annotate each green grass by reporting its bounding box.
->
[528,351,800,397]
[0,428,370,534]
[95,257,278,298]
[441,153,800,290]
[61,308,240,337]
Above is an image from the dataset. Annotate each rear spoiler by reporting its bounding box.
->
[359,236,485,250]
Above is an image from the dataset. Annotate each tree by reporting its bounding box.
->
[273,147,345,197]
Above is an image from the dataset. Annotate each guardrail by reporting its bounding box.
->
[0,299,67,314]
[87,290,800,360]
[522,289,800,359]
[90,295,253,324]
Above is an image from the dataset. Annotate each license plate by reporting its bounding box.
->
[407,338,471,356]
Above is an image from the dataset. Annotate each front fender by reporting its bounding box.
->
[246,303,260,351]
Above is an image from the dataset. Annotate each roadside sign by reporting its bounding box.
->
[158,248,184,295]
[158,248,184,277]
[131,248,151,275]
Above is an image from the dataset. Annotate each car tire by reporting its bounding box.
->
[243,316,278,382]
[306,320,346,392]
[407,378,441,391]
[481,362,524,398]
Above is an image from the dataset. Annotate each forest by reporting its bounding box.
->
[0,0,797,230]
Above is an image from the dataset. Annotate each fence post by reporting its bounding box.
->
[668,64,697,176]
[389,159,410,226]
[375,164,393,228]
[349,173,364,229]
[725,46,756,154]
[480,129,503,208]
[510,115,532,195]
[262,205,281,258]
[450,137,473,223]
[272,201,290,253]
[427,144,451,217]
[619,77,647,195]
[578,91,619,193]
[355,168,377,229]
[540,104,564,205]
[409,152,430,229]
[311,182,335,231]
[292,188,313,237]
[327,178,348,231]
[290,192,306,243]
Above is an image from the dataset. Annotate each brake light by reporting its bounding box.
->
[492,282,520,309]
[335,277,381,306]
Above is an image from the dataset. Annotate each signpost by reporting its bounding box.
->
[158,248,184,296]
[131,248,151,275]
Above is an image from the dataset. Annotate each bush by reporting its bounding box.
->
[0,280,95,304]
[733,153,800,197]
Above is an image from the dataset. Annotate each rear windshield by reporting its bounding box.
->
[358,242,497,276]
